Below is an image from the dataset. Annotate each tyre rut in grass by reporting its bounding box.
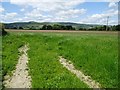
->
[3,45,31,88]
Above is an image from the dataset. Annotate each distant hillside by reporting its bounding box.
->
[57,22,99,29]
[4,21,100,30]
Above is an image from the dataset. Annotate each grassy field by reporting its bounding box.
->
[2,35,24,76]
[2,31,118,88]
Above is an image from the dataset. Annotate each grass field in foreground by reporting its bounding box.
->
[2,32,118,88]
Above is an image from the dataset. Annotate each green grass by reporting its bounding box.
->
[2,35,25,76]
[2,32,118,88]
[1,35,25,89]
[2,34,88,88]
[27,35,88,88]
[57,34,118,88]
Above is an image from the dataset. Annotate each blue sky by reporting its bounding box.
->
[0,0,118,25]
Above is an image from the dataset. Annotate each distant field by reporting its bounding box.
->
[2,31,118,88]
[5,29,118,34]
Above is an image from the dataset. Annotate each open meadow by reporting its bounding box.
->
[2,30,118,88]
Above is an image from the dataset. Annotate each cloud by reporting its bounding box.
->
[5,12,17,18]
[0,6,5,13]
[109,20,118,25]
[64,0,85,7]
[56,9,86,19]
[2,0,118,25]
[108,2,117,8]
[9,0,86,22]
[20,8,25,12]
[87,0,119,2]
[1,12,18,22]
[104,0,119,2]
[10,0,85,3]
[80,9,118,25]
[9,0,85,12]
[25,8,43,18]
[22,7,86,23]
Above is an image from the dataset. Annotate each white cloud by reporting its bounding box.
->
[59,9,86,16]
[1,12,18,22]
[0,6,5,13]
[10,0,85,3]
[108,2,117,8]
[24,8,52,21]
[25,9,43,18]
[22,7,86,23]
[80,9,118,25]
[5,12,17,18]
[85,0,119,2]
[20,8,25,12]
[64,0,85,7]
[104,0,119,2]
[0,0,10,2]
[56,9,86,19]
[10,0,30,5]
[109,20,118,25]
[9,0,85,12]
[2,0,118,24]
[9,0,86,23]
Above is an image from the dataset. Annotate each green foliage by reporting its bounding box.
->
[0,29,7,36]
[19,26,23,29]
[41,25,46,30]
[0,23,7,36]
[41,24,75,30]
[87,25,119,31]
[30,26,37,30]
[111,25,120,31]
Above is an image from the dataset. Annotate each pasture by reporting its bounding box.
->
[2,30,118,88]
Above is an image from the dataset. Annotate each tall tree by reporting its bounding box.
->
[47,25,52,30]
[41,25,47,30]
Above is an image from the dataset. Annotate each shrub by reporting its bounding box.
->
[0,23,7,36]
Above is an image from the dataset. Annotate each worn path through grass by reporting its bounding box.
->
[3,45,31,88]
[59,56,101,88]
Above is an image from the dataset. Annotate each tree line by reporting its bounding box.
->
[5,24,119,31]
[88,25,119,31]
[41,24,75,30]
[7,24,75,30]
[30,24,76,30]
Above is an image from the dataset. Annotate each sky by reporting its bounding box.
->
[0,0,119,25]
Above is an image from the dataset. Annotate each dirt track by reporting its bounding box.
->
[59,56,101,88]
[5,29,118,35]
[3,45,31,88]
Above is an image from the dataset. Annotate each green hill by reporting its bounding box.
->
[4,21,100,30]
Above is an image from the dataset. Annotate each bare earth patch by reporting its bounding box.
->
[59,56,101,88]
[3,45,31,88]
[5,29,117,35]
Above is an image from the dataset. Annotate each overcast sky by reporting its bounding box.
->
[0,0,119,25]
